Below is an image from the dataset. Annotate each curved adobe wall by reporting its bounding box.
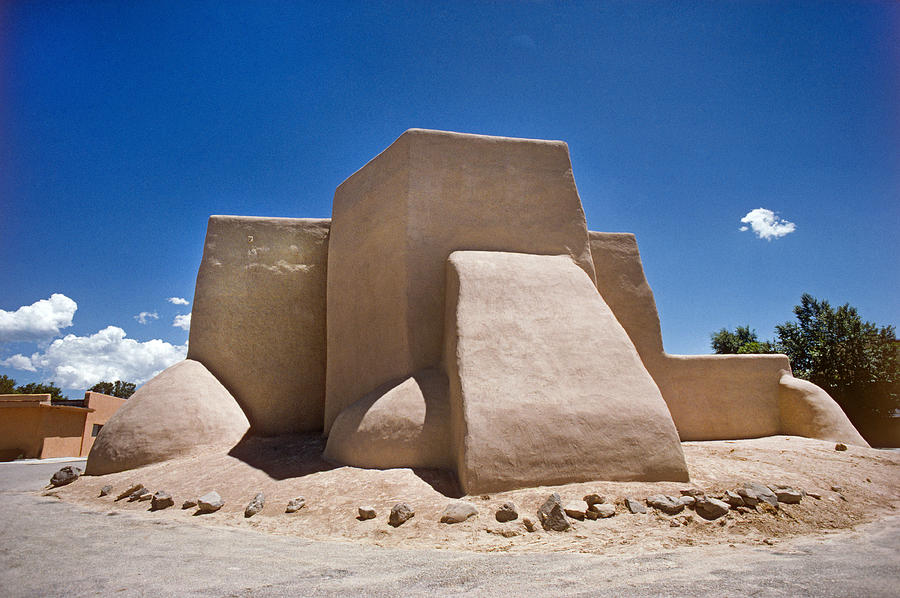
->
[588,231,867,445]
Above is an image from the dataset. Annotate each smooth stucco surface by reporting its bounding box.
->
[444,251,688,494]
[325,129,596,432]
[588,231,868,446]
[188,216,329,435]
[86,359,250,475]
[324,368,452,469]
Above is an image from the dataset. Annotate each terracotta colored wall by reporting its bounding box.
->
[0,405,45,459]
[81,392,127,456]
[38,408,88,458]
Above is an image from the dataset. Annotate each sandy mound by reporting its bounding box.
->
[52,436,900,555]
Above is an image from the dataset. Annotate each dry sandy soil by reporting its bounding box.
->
[53,435,900,555]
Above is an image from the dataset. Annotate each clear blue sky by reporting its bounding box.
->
[2,1,898,397]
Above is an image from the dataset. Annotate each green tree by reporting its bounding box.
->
[89,380,136,399]
[775,293,899,421]
[0,375,17,394]
[14,381,67,401]
[710,325,776,354]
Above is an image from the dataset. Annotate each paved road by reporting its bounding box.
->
[1,460,898,597]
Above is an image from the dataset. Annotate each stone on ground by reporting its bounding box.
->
[197,491,224,513]
[775,487,803,504]
[625,497,647,514]
[440,501,478,524]
[646,494,684,515]
[99,485,113,497]
[563,502,586,520]
[286,497,306,513]
[695,497,730,520]
[495,502,518,522]
[357,506,376,520]
[244,493,265,518]
[50,466,81,487]
[116,484,143,501]
[537,493,571,531]
[588,503,616,518]
[389,503,414,527]
[150,491,174,510]
[583,493,605,506]
[182,499,197,510]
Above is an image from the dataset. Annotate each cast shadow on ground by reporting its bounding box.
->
[227,432,462,498]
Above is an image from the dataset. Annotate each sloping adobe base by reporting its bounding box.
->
[444,251,688,494]
[86,360,250,475]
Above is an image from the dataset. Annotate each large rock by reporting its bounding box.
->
[388,503,414,527]
[646,494,684,515]
[197,491,224,513]
[189,216,329,435]
[695,497,730,520]
[49,466,81,487]
[150,491,174,511]
[443,251,688,493]
[244,493,265,518]
[537,493,571,531]
[324,369,451,469]
[86,360,250,475]
[325,129,596,432]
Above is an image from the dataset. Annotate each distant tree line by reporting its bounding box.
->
[0,376,136,400]
[711,293,899,445]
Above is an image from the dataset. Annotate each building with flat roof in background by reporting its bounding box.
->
[0,392,126,461]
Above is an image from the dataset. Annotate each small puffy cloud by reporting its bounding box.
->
[167,297,189,305]
[0,354,36,371]
[0,294,77,342]
[133,311,159,324]
[173,313,191,331]
[739,208,796,240]
[2,326,187,389]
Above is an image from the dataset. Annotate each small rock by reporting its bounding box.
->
[775,487,802,504]
[49,465,82,487]
[582,493,605,506]
[625,497,647,514]
[830,485,843,493]
[835,443,848,451]
[669,514,693,527]
[695,497,730,520]
[99,485,113,497]
[646,495,684,515]
[537,493,571,531]
[522,517,537,532]
[116,484,144,501]
[138,492,153,502]
[150,491,174,510]
[389,503,414,527]
[495,502,518,522]
[182,499,198,510]
[563,502,586,521]
[738,482,778,508]
[244,493,265,518]
[680,488,705,499]
[285,497,306,513]
[440,501,478,524]
[679,495,696,507]
[584,509,599,520]
[358,506,376,520]
[588,503,616,518]
[807,491,822,500]
[127,487,151,502]
[197,491,224,513]
[723,491,744,508]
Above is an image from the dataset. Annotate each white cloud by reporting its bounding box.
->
[167,297,189,306]
[0,294,77,342]
[739,208,797,240]
[133,311,159,324]
[0,354,37,371]
[173,313,191,331]
[2,326,187,389]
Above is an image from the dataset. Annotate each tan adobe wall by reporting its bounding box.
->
[325,129,596,432]
[188,216,330,435]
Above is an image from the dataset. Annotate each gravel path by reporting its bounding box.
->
[1,459,898,597]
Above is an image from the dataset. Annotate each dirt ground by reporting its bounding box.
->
[53,435,900,555]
